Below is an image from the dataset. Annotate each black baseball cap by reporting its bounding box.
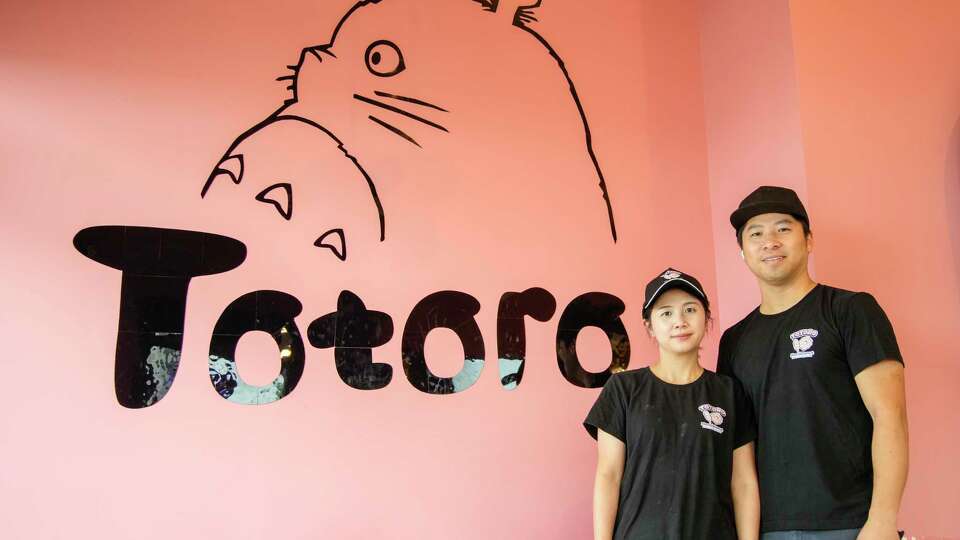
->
[729,185,809,237]
[642,268,709,318]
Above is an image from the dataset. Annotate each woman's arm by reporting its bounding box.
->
[594,429,626,540]
[731,442,760,540]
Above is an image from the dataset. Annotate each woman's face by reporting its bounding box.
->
[645,288,707,356]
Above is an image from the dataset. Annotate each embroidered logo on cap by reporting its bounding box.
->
[698,403,726,434]
[789,328,819,359]
[661,270,681,280]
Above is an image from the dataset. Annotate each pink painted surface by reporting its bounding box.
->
[0,1,713,538]
[3,0,957,536]
[701,1,960,536]
[789,2,960,535]
[699,0,809,333]
[949,119,960,299]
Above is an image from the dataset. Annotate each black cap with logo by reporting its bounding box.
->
[729,185,809,238]
[642,268,709,319]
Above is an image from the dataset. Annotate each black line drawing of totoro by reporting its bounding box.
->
[202,0,618,261]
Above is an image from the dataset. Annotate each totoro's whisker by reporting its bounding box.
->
[368,115,421,148]
[353,94,449,133]
[374,91,449,113]
[276,75,296,82]
[319,48,337,58]
[306,49,324,63]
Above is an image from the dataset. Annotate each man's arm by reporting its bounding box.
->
[594,429,625,540]
[731,442,760,540]
[854,360,908,540]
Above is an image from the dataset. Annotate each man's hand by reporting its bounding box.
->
[856,518,900,540]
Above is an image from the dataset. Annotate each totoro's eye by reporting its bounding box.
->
[365,40,405,77]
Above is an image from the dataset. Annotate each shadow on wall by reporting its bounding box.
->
[948,116,960,303]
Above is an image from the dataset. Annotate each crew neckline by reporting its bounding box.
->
[757,283,822,318]
[646,365,707,388]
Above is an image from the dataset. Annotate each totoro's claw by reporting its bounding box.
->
[314,228,346,261]
[255,182,293,220]
[216,155,244,185]
[201,154,245,198]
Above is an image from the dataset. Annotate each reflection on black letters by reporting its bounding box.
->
[208,291,306,405]
[497,288,556,390]
[402,291,484,394]
[73,226,246,408]
[309,290,393,390]
[556,292,630,388]
[75,225,636,402]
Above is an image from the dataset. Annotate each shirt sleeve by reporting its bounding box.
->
[717,327,736,376]
[731,377,757,449]
[837,292,903,375]
[583,374,626,442]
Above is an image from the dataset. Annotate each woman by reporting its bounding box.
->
[584,268,760,539]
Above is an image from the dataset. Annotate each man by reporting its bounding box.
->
[717,186,908,540]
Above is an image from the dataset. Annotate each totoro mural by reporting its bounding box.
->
[73,0,633,408]
[203,0,618,256]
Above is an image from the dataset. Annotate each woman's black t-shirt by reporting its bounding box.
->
[584,368,756,540]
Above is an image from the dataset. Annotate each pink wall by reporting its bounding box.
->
[699,0,810,333]
[789,1,960,534]
[3,0,957,537]
[701,0,960,536]
[0,1,713,538]
[949,119,960,295]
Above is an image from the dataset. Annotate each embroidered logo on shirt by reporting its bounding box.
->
[661,270,681,280]
[698,404,726,434]
[789,328,819,359]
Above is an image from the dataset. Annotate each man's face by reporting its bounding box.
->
[740,213,812,286]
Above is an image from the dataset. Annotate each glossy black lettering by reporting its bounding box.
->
[497,288,556,389]
[556,292,630,388]
[208,290,306,405]
[308,290,393,390]
[73,226,246,408]
[401,291,484,394]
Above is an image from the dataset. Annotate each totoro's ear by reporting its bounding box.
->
[474,0,542,25]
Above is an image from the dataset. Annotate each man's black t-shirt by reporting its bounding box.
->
[717,284,903,532]
[584,368,756,540]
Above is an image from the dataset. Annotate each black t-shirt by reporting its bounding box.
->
[584,368,756,540]
[718,284,903,532]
